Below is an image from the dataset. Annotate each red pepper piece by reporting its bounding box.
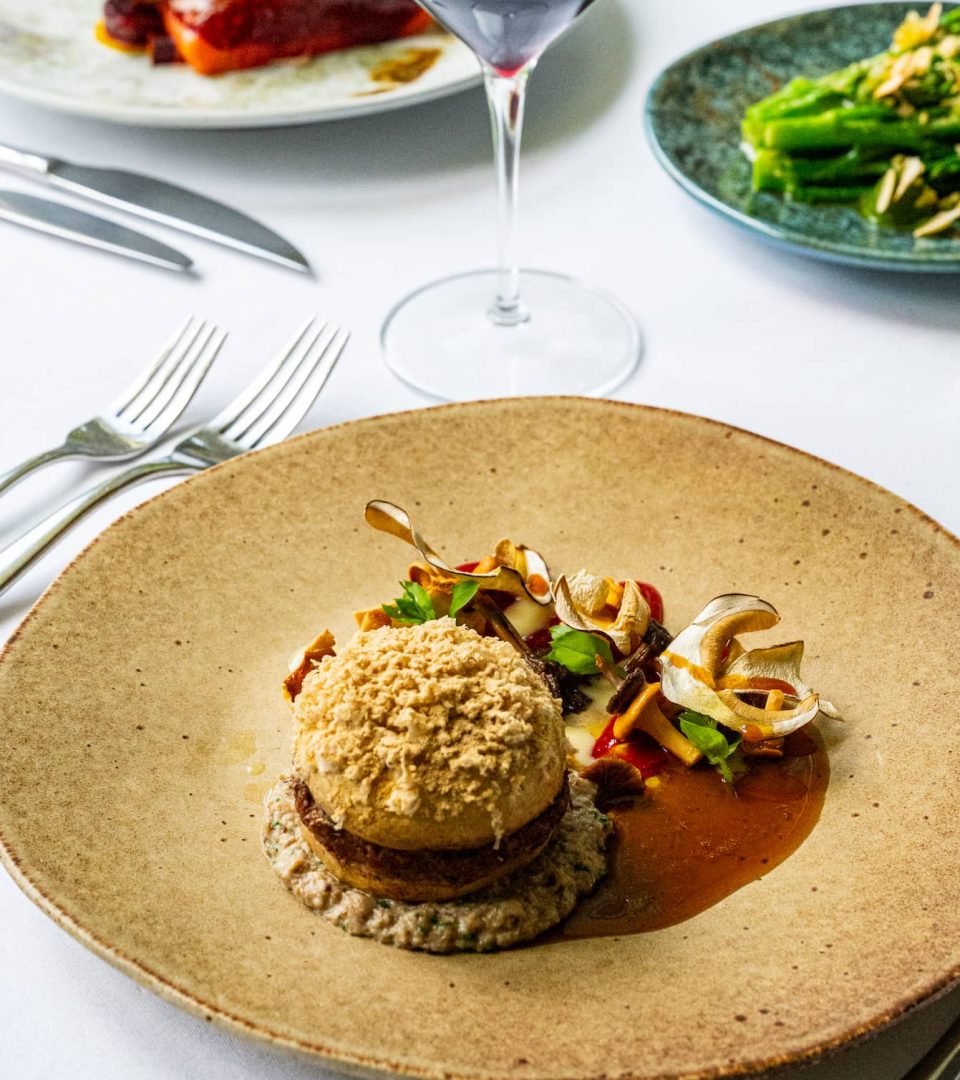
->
[591,717,668,778]
[592,716,620,759]
[456,561,479,573]
[613,738,669,778]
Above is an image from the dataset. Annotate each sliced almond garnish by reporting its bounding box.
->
[875,166,898,214]
[893,157,926,202]
[922,2,944,36]
[892,4,943,52]
[874,53,916,98]
[914,203,960,237]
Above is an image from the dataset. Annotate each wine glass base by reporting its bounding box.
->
[381,269,642,401]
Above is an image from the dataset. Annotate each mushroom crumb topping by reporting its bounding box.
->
[292,619,566,848]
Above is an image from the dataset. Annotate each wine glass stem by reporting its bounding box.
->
[484,64,533,328]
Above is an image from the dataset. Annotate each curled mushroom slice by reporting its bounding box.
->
[716,690,821,742]
[364,500,552,605]
[659,594,835,742]
[698,601,779,678]
[554,574,651,655]
[723,642,843,721]
[724,640,808,691]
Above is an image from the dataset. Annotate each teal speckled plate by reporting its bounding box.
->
[646,3,960,272]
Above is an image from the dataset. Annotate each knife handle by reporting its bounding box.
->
[0,143,53,176]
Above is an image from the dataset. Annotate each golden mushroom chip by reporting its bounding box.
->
[553,573,651,655]
[658,594,840,742]
[364,500,553,605]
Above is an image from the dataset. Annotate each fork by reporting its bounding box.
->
[0,318,347,597]
[0,317,225,500]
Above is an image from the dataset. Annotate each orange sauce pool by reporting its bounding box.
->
[558,730,829,939]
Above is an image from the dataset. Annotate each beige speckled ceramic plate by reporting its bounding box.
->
[1,399,958,1080]
[0,0,478,127]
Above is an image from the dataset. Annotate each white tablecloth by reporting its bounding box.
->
[1,1,958,1076]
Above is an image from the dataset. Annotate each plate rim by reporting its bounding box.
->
[0,27,481,128]
[1,396,958,1080]
[644,1,960,273]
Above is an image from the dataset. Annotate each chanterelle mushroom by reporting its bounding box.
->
[658,594,841,742]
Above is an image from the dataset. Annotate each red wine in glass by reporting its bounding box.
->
[416,0,597,75]
[381,0,639,400]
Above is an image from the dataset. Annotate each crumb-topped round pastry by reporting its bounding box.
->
[292,618,566,853]
[262,772,611,952]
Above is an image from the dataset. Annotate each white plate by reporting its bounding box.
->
[0,0,480,127]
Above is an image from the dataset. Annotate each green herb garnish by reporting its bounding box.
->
[383,580,436,625]
[678,710,742,783]
[546,625,614,676]
[449,579,480,617]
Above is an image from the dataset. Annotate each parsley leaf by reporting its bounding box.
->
[546,626,615,676]
[382,581,436,625]
[449,579,480,617]
[678,710,742,783]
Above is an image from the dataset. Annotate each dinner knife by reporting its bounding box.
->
[0,142,311,273]
[0,190,193,273]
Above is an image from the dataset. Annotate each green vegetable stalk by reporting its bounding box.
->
[742,4,960,236]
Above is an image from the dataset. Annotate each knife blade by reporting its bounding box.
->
[0,190,194,273]
[0,143,311,273]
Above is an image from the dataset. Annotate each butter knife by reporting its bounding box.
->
[0,142,310,273]
[0,189,193,272]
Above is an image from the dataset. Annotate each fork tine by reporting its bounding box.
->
[208,317,319,433]
[235,323,337,447]
[222,320,330,443]
[134,323,219,431]
[143,328,228,437]
[116,318,207,423]
[120,321,209,428]
[245,328,348,450]
[107,316,198,416]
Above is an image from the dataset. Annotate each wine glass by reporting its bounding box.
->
[381,0,640,400]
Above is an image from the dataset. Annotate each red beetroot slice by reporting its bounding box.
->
[166,0,428,50]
